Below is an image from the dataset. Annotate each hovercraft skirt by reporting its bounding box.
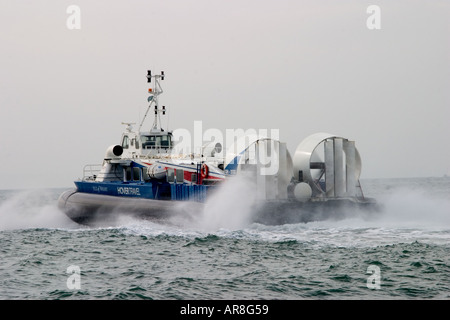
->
[58,189,204,224]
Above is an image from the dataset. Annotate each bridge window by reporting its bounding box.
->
[161,135,171,147]
[141,134,172,149]
[122,136,129,149]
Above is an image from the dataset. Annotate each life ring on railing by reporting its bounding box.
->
[200,163,209,179]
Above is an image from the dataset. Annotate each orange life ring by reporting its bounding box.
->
[200,163,209,179]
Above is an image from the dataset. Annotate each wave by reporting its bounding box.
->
[1,181,449,248]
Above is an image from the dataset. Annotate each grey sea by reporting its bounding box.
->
[0,177,449,302]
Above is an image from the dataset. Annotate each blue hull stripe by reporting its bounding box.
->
[75,181,154,199]
[75,181,211,203]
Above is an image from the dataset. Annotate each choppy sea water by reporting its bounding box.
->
[0,177,449,301]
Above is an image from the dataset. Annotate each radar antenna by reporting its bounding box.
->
[121,122,136,132]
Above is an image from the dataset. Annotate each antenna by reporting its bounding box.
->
[121,122,136,132]
[139,70,166,133]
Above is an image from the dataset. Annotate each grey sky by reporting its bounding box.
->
[0,0,449,189]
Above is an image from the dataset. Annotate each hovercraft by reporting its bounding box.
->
[58,70,378,225]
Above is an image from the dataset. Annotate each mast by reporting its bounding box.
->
[139,70,166,133]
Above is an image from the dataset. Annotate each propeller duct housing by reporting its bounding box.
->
[293,133,362,198]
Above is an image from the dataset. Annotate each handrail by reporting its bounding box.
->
[83,164,102,180]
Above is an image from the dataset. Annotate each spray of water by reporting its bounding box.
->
[194,174,258,232]
[166,177,450,235]
[374,186,450,229]
[305,181,450,231]
[0,189,78,231]
[93,177,450,249]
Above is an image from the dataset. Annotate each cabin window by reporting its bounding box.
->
[122,136,129,149]
[161,135,170,147]
[167,168,175,183]
[176,169,184,184]
[130,138,139,149]
[141,135,172,149]
[125,167,131,181]
[133,167,141,181]
[124,167,142,181]
[141,135,154,148]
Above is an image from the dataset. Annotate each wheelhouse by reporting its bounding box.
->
[140,132,172,149]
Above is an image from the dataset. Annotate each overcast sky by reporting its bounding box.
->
[0,0,449,189]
